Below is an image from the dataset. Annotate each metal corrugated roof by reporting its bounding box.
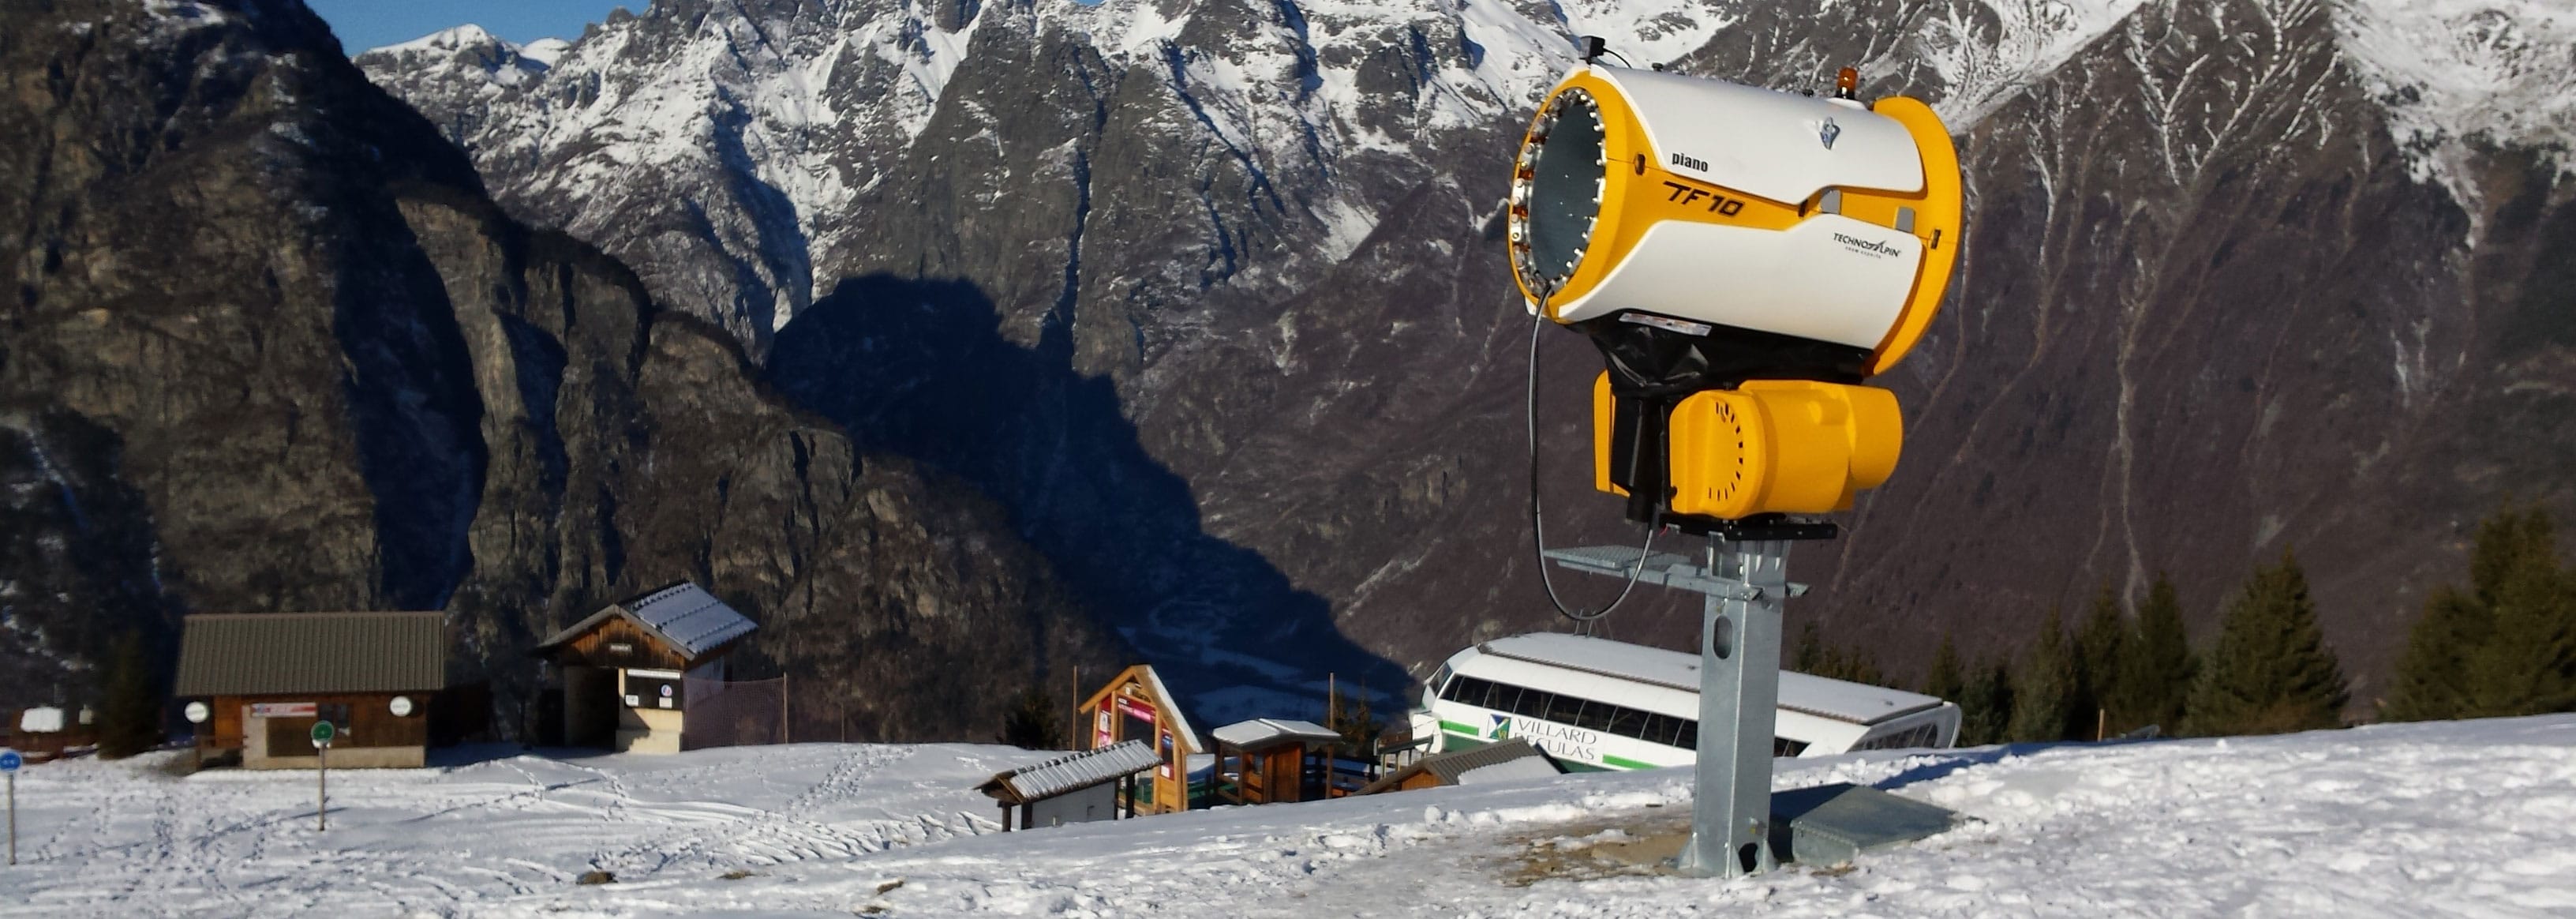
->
[1211,718,1342,750]
[1356,738,1562,794]
[617,583,758,655]
[173,612,447,696]
[533,582,758,660]
[979,741,1161,803]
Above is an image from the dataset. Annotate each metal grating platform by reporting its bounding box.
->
[1542,546,1810,598]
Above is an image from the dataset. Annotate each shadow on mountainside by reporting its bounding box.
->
[768,275,1407,722]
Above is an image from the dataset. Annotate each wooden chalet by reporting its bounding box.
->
[173,612,450,769]
[975,740,1159,831]
[1209,718,1344,805]
[1076,665,1201,815]
[532,582,756,753]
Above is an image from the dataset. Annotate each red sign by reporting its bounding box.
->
[1114,696,1155,722]
[249,703,316,718]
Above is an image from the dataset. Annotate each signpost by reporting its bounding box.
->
[310,722,335,831]
[2,747,20,865]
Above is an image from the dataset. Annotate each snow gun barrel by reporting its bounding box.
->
[1507,62,1963,526]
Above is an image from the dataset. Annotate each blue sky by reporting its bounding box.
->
[307,0,633,53]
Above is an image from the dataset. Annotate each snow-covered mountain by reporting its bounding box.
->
[350,0,2576,705]
[0,0,1121,730]
[11,715,2576,914]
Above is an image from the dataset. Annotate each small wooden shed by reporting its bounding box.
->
[975,740,1159,831]
[1210,718,1343,805]
[1353,738,1563,795]
[1076,665,1200,815]
[533,582,756,753]
[173,612,449,769]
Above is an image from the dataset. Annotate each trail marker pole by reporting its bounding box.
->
[310,722,335,832]
[2,747,21,865]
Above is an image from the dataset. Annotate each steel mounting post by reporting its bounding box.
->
[1674,537,1788,878]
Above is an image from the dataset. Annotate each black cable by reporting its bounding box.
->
[1524,282,1661,623]
[1600,49,1634,68]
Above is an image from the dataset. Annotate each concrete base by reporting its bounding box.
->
[615,727,681,754]
[245,746,426,769]
[1769,782,1960,866]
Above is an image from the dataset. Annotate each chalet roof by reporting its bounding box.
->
[534,583,758,661]
[977,741,1161,804]
[1079,664,1203,752]
[1354,739,1563,795]
[1210,718,1341,752]
[173,612,448,696]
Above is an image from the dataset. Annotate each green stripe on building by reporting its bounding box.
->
[1601,753,1657,771]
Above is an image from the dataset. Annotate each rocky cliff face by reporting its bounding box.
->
[0,0,1121,737]
[344,0,2576,704]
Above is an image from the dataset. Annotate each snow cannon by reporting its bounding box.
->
[1508,62,1961,527]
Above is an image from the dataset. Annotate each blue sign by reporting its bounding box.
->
[0,748,21,773]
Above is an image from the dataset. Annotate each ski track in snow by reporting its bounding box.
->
[4,717,2574,917]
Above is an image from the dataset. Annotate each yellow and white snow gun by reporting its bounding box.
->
[1510,62,1961,527]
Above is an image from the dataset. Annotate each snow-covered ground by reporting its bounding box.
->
[6,716,2575,917]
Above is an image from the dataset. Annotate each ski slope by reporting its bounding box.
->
[5,717,2574,917]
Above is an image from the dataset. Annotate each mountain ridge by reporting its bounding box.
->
[341,0,2576,702]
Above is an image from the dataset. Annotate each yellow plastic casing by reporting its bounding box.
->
[1593,373,1904,518]
[1509,71,1806,321]
[1851,96,1961,375]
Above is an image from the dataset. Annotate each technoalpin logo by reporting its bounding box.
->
[1819,118,1841,149]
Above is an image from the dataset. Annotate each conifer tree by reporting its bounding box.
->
[1792,620,1887,686]
[2007,610,2076,742]
[2115,574,2194,734]
[998,688,1068,749]
[2186,551,2348,736]
[1326,683,1383,756]
[99,630,163,760]
[2384,505,2576,721]
[1925,635,1966,703]
[2461,507,2576,717]
[2074,585,2129,737]
[2381,585,2487,722]
[1957,659,2015,746]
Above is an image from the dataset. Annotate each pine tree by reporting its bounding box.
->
[98,630,163,760]
[2074,585,2129,738]
[998,688,1067,750]
[2115,573,2194,734]
[2461,507,2576,717]
[1792,620,1887,686]
[1957,658,2015,746]
[1925,635,1966,703]
[2384,505,2576,721]
[2381,585,2487,722]
[2007,610,2076,742]
[1326,684,1383,758]
[1793,620,1828,674]
[2186,551,2348,736]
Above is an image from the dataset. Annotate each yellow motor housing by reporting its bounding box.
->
[1593,373,1902,519]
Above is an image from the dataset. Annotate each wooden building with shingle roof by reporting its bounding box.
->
[174,611,450,769]
[532,582,758,753]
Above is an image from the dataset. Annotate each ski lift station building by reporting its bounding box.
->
[173,611,451,769]
[533,583,757,754]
